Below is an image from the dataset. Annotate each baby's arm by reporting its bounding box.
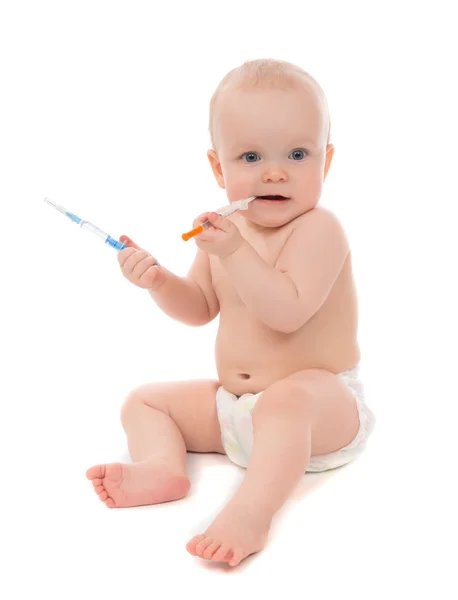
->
[219,208,349,332]
[118,235,218,327]
[149,248,219,326]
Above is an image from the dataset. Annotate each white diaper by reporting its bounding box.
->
[215,366,376,472]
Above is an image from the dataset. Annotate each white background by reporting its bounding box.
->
[1,1,457,598]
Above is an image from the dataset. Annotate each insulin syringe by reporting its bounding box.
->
[182,196,256,241]
[44,198,127,250]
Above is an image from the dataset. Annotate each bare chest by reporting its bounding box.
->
[209,215,294,301]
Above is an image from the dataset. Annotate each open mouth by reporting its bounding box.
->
[256,195,290,201]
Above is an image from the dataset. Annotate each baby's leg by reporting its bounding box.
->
[187,368,359,566]
[86,379,224,508]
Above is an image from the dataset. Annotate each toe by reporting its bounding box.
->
[195,537,213,556]
[91,478,103,487]
[229,548,244,567]
[186,535,206,556]
[99,491,109,501]
[212,544,232,562]
[105,497,115,508]
[203,540,222,559]
[94,485,104,494]
[86,465,105,480]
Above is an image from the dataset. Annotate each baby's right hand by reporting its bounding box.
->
[117,235,166,291]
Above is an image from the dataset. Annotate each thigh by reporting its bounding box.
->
[253,369,360,456]
[131,379,225,454]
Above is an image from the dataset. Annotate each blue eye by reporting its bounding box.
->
[241,152,260,162]
[289,149,307,161]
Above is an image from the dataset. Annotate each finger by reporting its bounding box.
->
[117,246,138,267]
[206,212,229,231]
[120,235,142,250]
[192,212,211,227]
[123,250,150,274]
[132,255,159,279]
[140,265,161,286]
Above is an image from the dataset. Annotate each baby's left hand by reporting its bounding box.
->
[193,212,245,258]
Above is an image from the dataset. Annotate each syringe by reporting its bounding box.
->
[182,196,256,241]
[44,198,127,251]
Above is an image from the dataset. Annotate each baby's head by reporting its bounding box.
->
[208,59,334,228]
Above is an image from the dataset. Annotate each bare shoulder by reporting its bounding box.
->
[291,205,348,239]
[276,206,350,274]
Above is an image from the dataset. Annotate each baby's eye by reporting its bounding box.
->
[241,152,260,163]
[289,149,307,161]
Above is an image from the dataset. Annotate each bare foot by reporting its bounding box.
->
[186,503,271,567]
[86,462,190,508]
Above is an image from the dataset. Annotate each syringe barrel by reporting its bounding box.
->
[218,205,239,217]
[80,220,109,241]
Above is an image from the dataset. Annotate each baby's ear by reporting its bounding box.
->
[323,144,335,181]
[207,149,226,189]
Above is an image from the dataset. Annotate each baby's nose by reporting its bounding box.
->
[262,167,288,183]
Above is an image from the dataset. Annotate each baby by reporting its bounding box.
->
[86,59,376,567]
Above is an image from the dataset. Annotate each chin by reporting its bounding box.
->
[246,215,292,228]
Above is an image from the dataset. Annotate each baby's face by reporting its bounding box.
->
[209,83,333,228]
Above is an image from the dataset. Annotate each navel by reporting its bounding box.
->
[238,373,251,379]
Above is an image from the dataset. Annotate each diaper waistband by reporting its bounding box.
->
[338,365,360,379]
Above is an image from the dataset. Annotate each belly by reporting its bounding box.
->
[215,307,360,396]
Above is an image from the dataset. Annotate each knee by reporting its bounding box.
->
[120,385,153,427]
[251,379,315,425]
[120,389,139,428]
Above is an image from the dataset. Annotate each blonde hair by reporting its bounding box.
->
[209,58,331,149]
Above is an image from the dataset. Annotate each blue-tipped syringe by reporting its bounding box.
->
[44,198,127,251]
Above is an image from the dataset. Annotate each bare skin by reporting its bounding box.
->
[211,209,360,395]
[87,74,363,567]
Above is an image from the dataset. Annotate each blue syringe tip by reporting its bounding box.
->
[106,236,127,250]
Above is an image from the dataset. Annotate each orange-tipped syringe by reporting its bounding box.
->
[182,197,256,241]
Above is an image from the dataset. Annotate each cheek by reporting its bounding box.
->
[222,164,254,199]
[306,177,323,197]
[298,164,324,197]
